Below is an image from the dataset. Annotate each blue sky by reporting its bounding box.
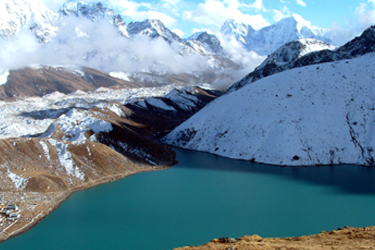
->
[42,0,375,44]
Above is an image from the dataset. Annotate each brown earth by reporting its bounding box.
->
[175,226,375,250]
[2,66,143,100]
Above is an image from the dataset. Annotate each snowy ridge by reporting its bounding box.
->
[164,52,375,166]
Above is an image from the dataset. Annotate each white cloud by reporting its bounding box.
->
[161,0,181,15]
[355,2,375,28]
[134,10,177,26]
[112,0,177,27]
[295,0,306,7]
[182,0,269,30]
[324,1,375,45]
[272,9,287,22]
[247,0,265,10]
[171,28,184,37]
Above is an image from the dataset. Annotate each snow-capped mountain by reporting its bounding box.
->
[221,16,331,55]
[59,1,128,36]
[0,0,57,42]
[220,19,255,45]
[228,26,375,92]
[187,32,225,56]
[127,19,229,59]
[163,51,375,166]
[127,19,183,43]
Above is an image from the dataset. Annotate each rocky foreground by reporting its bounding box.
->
[175,226,375,250]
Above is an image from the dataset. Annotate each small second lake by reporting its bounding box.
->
[1,148,375,249]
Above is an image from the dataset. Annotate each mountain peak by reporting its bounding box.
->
[127,19,183,43]
[187,31,205,40]
[221,19,255,37]
[59,0,128,36]
[221,15,332,55]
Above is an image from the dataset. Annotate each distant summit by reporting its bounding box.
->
[221,15,331,55]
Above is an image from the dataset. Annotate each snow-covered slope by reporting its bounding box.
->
[221,16,331,55]
[164,52,375,166]
[229,26,375,93]
[0,0,57,42]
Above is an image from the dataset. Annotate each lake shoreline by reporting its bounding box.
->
[0,165,170,243]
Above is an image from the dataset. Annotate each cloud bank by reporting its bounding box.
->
[0,16,239,82]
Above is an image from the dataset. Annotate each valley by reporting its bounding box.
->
[1,0,375,249]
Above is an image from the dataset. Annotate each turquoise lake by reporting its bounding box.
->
[1,148,375,250]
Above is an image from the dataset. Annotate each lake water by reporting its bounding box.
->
[2,148,375,250]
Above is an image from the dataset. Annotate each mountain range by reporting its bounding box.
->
[0,0,334,84]
[2,0,375,244]
[221,15,331,55]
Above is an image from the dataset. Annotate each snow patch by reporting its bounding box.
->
[109,71,130,81]
[55,141,85,180]
[0,70,9,86]
[105,103,126,117]
[39,141,50,161]
[146,98,176,111]
[7,169,28,190]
